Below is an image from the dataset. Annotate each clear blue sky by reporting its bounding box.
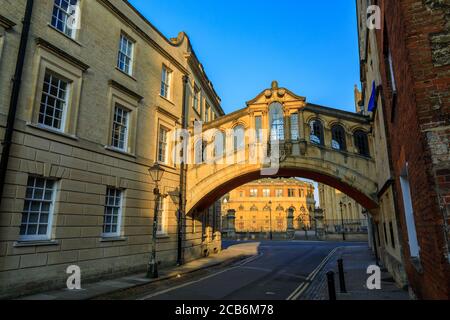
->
[128,0,360,114]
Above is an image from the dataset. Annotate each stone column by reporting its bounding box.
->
[298,111,307,155]
[314,208,325,239]
[286,208,295,238]
[226,209,236,238]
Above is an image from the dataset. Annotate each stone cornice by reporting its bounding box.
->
[35,37,90,71]
[157,106,181,124]
[246,82,307,106]
[108,79,143,102]
[201,107,249,131]
[305,103,371,124]
[186,52,223,113]
[0,15,16,30]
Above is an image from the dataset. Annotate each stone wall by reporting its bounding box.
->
[0,0,221,298]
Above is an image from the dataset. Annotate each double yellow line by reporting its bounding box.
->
[286,247,342,300]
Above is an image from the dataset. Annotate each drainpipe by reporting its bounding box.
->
[0,0,34,207]
[177,75,189,265]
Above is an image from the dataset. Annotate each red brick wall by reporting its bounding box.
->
[375,0,450,299]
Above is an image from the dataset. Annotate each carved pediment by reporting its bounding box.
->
[246,81,307,107]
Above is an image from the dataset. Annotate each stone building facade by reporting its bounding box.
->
[357,0,450,299]
[0,0,223,298]
[318,183,368,234]
[356,0,408,289]
[221,178,315,234]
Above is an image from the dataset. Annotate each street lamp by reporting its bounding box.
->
[268,201,273,241]
[339,201,346,241]
[147,163,166,278]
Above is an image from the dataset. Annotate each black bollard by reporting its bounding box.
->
[326,271,336,300]
[337,259,347,293]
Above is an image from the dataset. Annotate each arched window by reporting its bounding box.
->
[238,205,245,211]
[269,102,285,141]
[214,131,225,158]
[331,124,346,151]
[276,205,284,212]
[309,119,324,145]
[194,139,203,164]
[354,130,370,157]
[233,125,245,151]
[195,140,208,164]
[250,205,258,212]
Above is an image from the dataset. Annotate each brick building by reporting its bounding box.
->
[369,0,449,299]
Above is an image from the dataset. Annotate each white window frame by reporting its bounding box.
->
[400,163,420,259]
[160,65,172,99]
[117,33,134,75]
[110,104,130,152]
[19,177,57,242]
[102,188,123,238]
[263,189,270,197]
[38,71,70,132]
[388,50,397,93]
[275,189,283,197]
[249,189,258,198]
[158,126,169,164]
[51,0,79,39]
[156,197,167,235]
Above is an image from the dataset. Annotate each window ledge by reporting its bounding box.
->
[27,123,79,141]
[157,162,177,172]
[410,257,423,274]
[104,146,136,158]
[100,236,128,243]
[159,95,175,106]
[47,24,82,47]
[156,233,170,239]
[14,240,60,248]
[115,67,137,82]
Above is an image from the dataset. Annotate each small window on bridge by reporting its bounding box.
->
[354,130,370,157]
[290,113,299,140]
[309,119,324,145]
[233,125,245,151]
[214,131,225,158]
[269,102,285,141]
[195,140,207,164]
[255,116,262,143]
[331,124,346,151]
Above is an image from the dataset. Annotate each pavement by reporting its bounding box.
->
[301,245,411,300]
[18,240,410,300]
[18,242,258,300]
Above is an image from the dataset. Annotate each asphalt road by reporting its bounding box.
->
[137,241,367,300]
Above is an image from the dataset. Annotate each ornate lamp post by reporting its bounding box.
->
[147,163,166,279]
[339,201,346,241]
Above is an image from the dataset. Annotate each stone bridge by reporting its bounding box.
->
[184,82,378,215]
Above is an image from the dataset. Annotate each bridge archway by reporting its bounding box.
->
[184,82,379,216]
[188,167,377,215]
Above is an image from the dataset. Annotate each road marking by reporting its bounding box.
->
[238,266,272,273]
[137,253,263,300]
[286,246,342,301]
